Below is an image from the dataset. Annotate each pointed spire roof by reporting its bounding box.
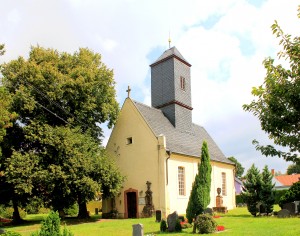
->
[150,46,191,67]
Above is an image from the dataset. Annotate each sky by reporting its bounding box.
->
[1,0,299,174]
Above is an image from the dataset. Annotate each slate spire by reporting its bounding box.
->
[150,47,193,130]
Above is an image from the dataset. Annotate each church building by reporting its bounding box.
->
[102,46,236,218]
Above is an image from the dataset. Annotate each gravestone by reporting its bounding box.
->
[155,210,161,222]
[277,209,291,218]
[282,202,296,215]
[167,211,178,232]
[132,223,143,236]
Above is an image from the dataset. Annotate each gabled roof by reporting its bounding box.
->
[150,46,191,67]
[133,100,233,165]
[275,174,300,186]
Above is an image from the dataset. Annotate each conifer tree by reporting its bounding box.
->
[260,165,275,215]
[241,164,262,216]
[186,141,212,223]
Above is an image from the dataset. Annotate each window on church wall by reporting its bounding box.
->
[178,166,185,196]
[126,137,133,145]
[180,76,186,91]
[222,172,227,196]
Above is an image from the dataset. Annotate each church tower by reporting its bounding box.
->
[150,47,193,131]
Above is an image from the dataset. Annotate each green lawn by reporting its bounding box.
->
[2,206,300,236]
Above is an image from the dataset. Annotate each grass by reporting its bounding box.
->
[2,205,300,236]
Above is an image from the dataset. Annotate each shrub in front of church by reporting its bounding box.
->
[194,214,217,234]
[175,219,182,232]
[30,211,73,236]
[160,219,167,232]
[279,181,300,207]
[186,141,212,223]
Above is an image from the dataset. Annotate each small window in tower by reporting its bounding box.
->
[126,137,133,145]
[180,76,186,90]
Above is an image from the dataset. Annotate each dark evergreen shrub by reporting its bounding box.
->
[236,194,245,205]
[279,182,300,207]
[274,190,288,204]
[195,214,217,234]
[186,141,212,223]
[160,219,167,232]
[175,219,182,232]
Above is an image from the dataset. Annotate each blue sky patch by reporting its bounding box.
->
[246,0,267,8]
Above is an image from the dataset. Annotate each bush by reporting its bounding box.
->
[25,198,44,214]
[175,219,182,232]
[274,190,288,204]
[160,219,167,232]
[64,203,78,217]
[279,182,300,207]
[0,206,26,219]
[194,214,217,234]
[236,194,245,205]
[30,211,73,236]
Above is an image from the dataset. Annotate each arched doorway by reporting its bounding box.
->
[124,188,138,218]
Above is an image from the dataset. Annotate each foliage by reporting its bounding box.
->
[286,163,300,174]
[160,219,167,232]
[64,204,78,217]
[2,231,22,236]
[236,195,245,205]
[174,219,182,232]
[228,156,245,178]
[30,211,73,236]
[0,206,26,219]
[186,141,212,223]
[279,182,300,207]
[241,164,262,216]
[194,214,217,234]
[0,46,123,220]
[274,190,288,204]
[260,166,275,215]
[243,11,300,164]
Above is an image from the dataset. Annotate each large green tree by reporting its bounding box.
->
[241,164,262,216]
[243,11,300,164]
[186,141,212,224]
[286,163,300,174]
[0,46,122,221]
[228,156,244,178]
[260,165,275,215]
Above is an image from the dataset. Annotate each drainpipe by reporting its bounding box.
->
[166,150,171,185]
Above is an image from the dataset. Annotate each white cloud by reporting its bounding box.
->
[1,0,298,173]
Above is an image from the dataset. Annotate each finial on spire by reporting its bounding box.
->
[168,32,171,48]
[126,85,131,98]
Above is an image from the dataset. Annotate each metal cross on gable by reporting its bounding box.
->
[126,85,131,98]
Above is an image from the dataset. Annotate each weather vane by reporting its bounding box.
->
[168,31,171,48]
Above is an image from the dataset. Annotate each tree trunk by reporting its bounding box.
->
[12,199,22,224]
[77,196,89,219]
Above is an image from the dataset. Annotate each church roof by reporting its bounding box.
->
[133,100,233,165]
[150,46,191,67]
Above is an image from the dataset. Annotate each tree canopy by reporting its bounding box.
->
[243,11,300,164]
[0,46,123,222]
[286,163,300,174]
[228,156,244,178]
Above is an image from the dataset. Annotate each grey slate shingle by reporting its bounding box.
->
[133,100,233,165]
[150,46,191,66]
